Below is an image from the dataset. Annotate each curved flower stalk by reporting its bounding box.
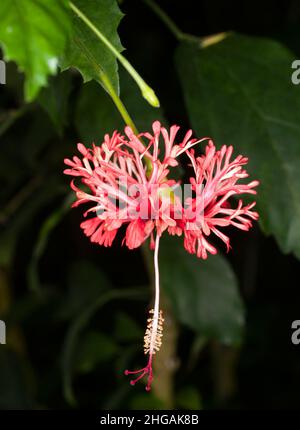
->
[64,121,259,391]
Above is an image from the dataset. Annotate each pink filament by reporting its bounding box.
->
[124,355,153,391]
[124,235,160,391]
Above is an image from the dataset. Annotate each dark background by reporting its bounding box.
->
[0,0,300,410]
[122,0,300,408]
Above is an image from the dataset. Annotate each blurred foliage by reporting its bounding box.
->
[76,70,165,142]
[0,0,300,411]
[160,236,244,346]
[38,72,73,136]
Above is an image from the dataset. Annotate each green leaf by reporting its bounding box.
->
[58,260,110,320]
[75,331,119,374]
[27,193,73,293]
[176,34,300,259]
[38,72,72,135]
[160,235,244,346]
[75,70,165,143]
[61,288,146,406]
[0,0,71,101]
[61,0,124,94]
[0,177,64,267]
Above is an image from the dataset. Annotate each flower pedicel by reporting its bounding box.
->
[64,121,259,391]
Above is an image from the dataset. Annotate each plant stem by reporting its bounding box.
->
[0,105,29,137]
[99,69,139,135]
[153,294,178,408]
[143,0,182,40]
[0,176,42,225]
[70,3,153,171]
[99,68,154,173]
[27,193,74,294]
[142,243,178,408]
[153,234,160,319]
[69,1,160,107]
[211,341,239,406]
[72,34,140,136]
[63,288,147,405]
[143,0,200,43]
[149,234,161,356]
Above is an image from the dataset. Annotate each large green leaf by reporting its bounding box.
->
[160,236,244,346]
[176,34,300,259]
[0,0,71,101]
[75,70,165,143]
[61,0,123,94]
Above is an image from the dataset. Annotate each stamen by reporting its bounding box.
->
[124,355,154,391]
[144,309,164,355]
[124,308,164,391]
[124,235,163,391]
